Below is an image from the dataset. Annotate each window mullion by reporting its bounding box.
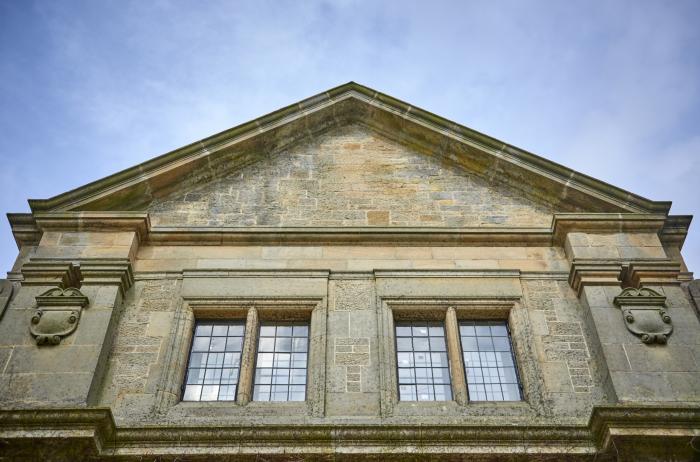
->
[445,307,468,405]
[236,306,259,405]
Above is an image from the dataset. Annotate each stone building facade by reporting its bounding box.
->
[0,82,698,461]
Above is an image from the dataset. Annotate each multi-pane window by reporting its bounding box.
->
[459,321,521,401]
[183,321,245,401]
[253,323,309,402]
[395,321,452,401]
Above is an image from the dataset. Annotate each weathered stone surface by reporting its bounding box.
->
[1,84,698,461]
[148,125,557,228]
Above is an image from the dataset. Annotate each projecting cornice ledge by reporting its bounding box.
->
[0,405,698,460]
[6,212,690,249]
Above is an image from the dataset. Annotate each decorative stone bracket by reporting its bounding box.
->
[613,287,672,344]
[30,287,89,345]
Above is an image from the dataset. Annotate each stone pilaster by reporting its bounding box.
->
[0,232,137,408]
[325,276,380,417]
[566,234,700,408]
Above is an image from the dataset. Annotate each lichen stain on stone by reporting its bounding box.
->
[148,124,556,228]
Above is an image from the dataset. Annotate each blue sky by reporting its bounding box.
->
[1,0,698,272]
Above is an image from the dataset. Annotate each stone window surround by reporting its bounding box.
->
[155,297,326,418]
[379,297,543,417]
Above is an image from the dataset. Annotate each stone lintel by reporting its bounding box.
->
[568,259,623,296]
[20,260,82,288]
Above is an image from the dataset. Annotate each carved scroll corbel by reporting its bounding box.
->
[30,287,89,345]
[613,287,672,344]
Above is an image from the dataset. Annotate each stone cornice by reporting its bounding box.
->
[8,211,688,249]
[34,212,150,240]
[182,269,330,279]
[660,215,693,249]
[374,269,521,278]
[551,213,667,245]
[1,405,698,460]
[589,404,700,453]
[6,213,42,248]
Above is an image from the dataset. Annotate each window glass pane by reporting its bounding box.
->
[225,337,243,352]
[209,337,226,352]
[290,369,307,384]
[182,321,245,402]
[207,352,224,367]
[289,385,305,401]
[200,385,219,401]
[291,353,307,368]
[459,321,522,402]
[292,325,308,337]
[183,385,202,401]
[396,337,413,351]
[397,352,413,367]
[396,326,412,336]
[189,352,207,368]
[275,337,292,352]
[260,326,276,336]
[431,352,449,368]
[259,337,275,352]
[399,384,417,401]
[195,325,212,336]
[219,385,237,401]
[292,337,308,352]
[228,325,245,336]
[192,337,210,351]
[395,321,452,401]
[212,325,228,336]
[253,322,309,402]
[186,368,205,385]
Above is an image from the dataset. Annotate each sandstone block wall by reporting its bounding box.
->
[148,125,562,228]
[83,244,624,426]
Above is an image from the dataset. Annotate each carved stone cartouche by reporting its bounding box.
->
[613,287,671,344]
[30,287,89,345]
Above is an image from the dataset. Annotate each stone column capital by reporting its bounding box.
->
[568,259,623,296]
[20,259,81,288]
[78,258,134,296]
[621,260,682,287]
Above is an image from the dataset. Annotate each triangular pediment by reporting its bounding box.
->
[147,124,560,228]
[24,82,671,218]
